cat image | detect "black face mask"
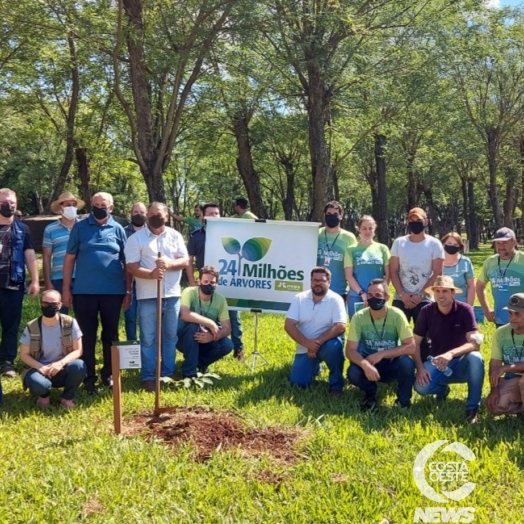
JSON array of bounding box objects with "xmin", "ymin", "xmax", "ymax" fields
[
  {"xmin": 200, "ymin": 283, "xmax": 216, "ymax": 296},
  {"xmin": 368, "ymin": 297, "xmax": 386, "ymax": 311},
  {"xmin": 41, "ymin": 304, "xmax": 60, "ymax": 318},
  {"xmin": 92, "ymin": 207, "xmax": 110, "ymax": 220},
  {"xmin": 408, "ymin": 221, "xmax": 425, "ymax": 234},
  {"xmin": 148, "ymin": 215, "xmax": 165, "ymax": 228},
  {"xmin": 444, "ymin": 245, "xmax": 460, "ymax": 255},
  {"xmin": 131, "ymin": 214, "xmax": 146, "ymax": 227},
  {"xmin": 0, "ymin": 203, "xmax": 15, "ymax": 218},
  {"xmin": 325, "ymin": 214, "xmax": 341, "ymax": 228}
]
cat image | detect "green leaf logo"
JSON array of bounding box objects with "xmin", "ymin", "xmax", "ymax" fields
[
  {"xmin": 242, "ymin": 237, "xmax": 271, "ymax": 261},
  {"xmin": 222, "ymin": 237, "xmax": 241, "ymax": 255}
]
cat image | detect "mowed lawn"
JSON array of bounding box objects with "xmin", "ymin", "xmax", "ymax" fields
[{"xmin": 0, "ymin": 245, "xmax": 523, "ymax": 523}]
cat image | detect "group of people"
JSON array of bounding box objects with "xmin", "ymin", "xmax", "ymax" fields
[
  {"xmin": 285, "ymin": 202, "xmax": 524, "ymax": 423},
  {"xmin": 0, "ymin": 189, "xmax": 523, "ymax": 423},
  {"xmin": 0, "ymin": 190, "xmax": 254, "ymax": 407}
]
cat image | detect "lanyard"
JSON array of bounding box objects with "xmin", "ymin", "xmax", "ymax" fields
[
  {"xmin": 369, "ymin": 309, "xmax": 388, "ymax": 340},
  {"xmin": 498, "ymin": 254, "xmax": 515, "ymax": 278},
  {"xmin": 510, "ymin": 330, "xmax": 524, "ymax": 360},
  {"xmin": 198, "ymin": 293, "xmax": 213, "ymax": 316},
  {"xmin": 324, "ymin": 231, "xmax": 340, "ymax": 251}
]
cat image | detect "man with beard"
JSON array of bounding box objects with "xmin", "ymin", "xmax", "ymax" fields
[
  {"xmin": 477, "ymin": 228, "xmax": 524, "ymax": 328},
  {"xmin": 285, "ymin": 267, "xmax": 346, "ymax": 397},
  {"xmin": 171, "ymin": 204, "xmax": 204, "ymax": 234},
  {"xmin": 123, "ymin": 202, "xmax": 147, "ymax": 341},
  {"xmin": 124, "ymin": 202, "xmax": 189, "ymax": 392},
  {"xmin": 346, "ymin": 279, "xmax": 415, "ymax": 411},
  {"xmin": 414, "ymin": 276, "xmax": 484, "ymax": 424}
]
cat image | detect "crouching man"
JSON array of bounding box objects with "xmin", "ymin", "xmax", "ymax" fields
[
  {"xmin": 177, "ymin": 266, "xmax": 236, "ymax": 377},
  {"xmin": 20, "ymin": 290, "xmax": 86, "ymax": 408},
  {"xmin": 486, "ymin": 293, "xmax": 524, "ymax": 416}
]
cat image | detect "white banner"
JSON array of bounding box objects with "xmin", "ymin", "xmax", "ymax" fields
[{"xmin": 205, "ymin": 218, "xmax": 320, "ymax": 313}]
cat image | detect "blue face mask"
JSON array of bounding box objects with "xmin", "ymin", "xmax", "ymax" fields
[
  {"xmin": 325, "ymin": 214, "xmax": 341, "ymax": 228},
  {"xmin": 408, "ymin": 221, "xmax": 424, "ymax": 234},
  {"xmin": 368, "ymin": 297, "xmax": 386, "ymax": 311}
]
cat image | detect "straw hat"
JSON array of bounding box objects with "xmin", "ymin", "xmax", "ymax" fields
[
  {"xmin": 50, "ymin": 191, "xmax": 85, "ymax": 214},
  {"xmin": 425, "ymin": 275, "xmax": 462, "ymax": 295}
]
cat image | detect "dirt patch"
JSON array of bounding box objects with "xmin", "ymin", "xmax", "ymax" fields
[{"xmin": 126, "ymin": 407, "xmax": 304, "ymax": 462}]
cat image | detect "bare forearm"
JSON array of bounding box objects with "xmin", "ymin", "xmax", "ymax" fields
[{"xmin": 62, "ymin": 255, "xmax": 75, "ymax": 288}]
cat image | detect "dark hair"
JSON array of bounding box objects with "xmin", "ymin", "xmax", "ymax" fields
[
  {"xmin": 310, "ymin": 266, "xmax": 331, "ymax": 280},
  {"xmin": 368, "ymin": 278, "xmax": 387, "ymax": 292},
  {"xmin": 323, "ymin": 200, "xmax": 343, "ymax": 215},
  {"xmin": 202, "ymin": 202, "xmax": 220, "ymax": 215},
  {"xmin": 199, "ymin": 265, "xmax": 219, "ymax": 280},
  {"xmin": 194, "ymin": 204, "xmax": 203, "ymax": 211},
  {"xmin": 234, "ymin": 197, "xmax": 249, "ymax": 209}
]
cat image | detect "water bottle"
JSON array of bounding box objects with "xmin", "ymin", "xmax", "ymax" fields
[{"xmin": 428, "ymin": 356, "xmax": 453, "ymax": 377}]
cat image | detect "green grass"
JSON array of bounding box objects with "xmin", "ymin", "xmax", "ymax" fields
[{"xmin": 0, "ymin": 246, "xmax": 522, "ymax": 523}]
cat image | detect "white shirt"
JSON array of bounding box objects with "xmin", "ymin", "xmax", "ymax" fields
[
  {"xmin": 124, "ymin": 226, "xmax": 188, "ymax": 300},
  {"xmin": 286, "ymin": 289, "xmax": 346, "ymax": 354}
]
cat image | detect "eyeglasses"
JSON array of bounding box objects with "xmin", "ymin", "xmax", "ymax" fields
[{"xmin": 311, "ymin": 279, "xmax": 329, "ymax": 284}]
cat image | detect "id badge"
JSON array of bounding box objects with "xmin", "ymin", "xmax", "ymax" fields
[
  {"xmin": 324, "ymin": 256, "xmax": 331, "ymax": 266},
  {"xmin": 498, "ymin": 284, "xmax": 508, "ymax": 292}
]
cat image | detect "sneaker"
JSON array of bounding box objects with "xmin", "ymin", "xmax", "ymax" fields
[
  {"xmin": 466, "ymin": 409, "xmax": 479, "ymax": 424},
  {"xmin": 1, "ymin": 362, "xmax": 17, "ymax": 378},
  {"xmin": 60, "ymin": 398, "xmax": 76, "ymax": 409},
  {"xmin": 84, "ymin": 382, "xmax": 98, "ymax": 395},
  {"xmin": 436, "ymin": 385, "xmax": 451, "ymax": 403},
  {"xmin": 167, "ymin": 372, "xmax": 183, "ymax": 382},
  {"xmin": 198, "ymin": 367, "xmax": 210, "ymax": 375},
  {"xmin": 142, "ymin": 380, "xmax": 156, "ymax": 393},
  {"xmin": 394, "ymin": 399, "xmax": 411, "ymax": 409},
  {"xmin": 361, "ymin": 396, "xmax": 377, "ymax": 411},
  {"xmin": 329, "ymin": 389, "xmax": 343, "ymax": 398},
  {"xmin": 102, "ymin": 376, "xmax": 114, "ymax": 388},
  {"xmin": 36, "ymin": 396, "xmax": 50, "ymax": 408}
]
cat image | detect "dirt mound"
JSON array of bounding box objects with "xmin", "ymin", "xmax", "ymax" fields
[{"xmin": 127, "ymin": 407, "xmax": 304, "ymax": 462}]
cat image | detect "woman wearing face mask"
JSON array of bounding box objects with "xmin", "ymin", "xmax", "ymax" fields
[
  {"xmin": 345, "ymin": 215, "xmax": 390, "ymax": 318},
  {"xmin": 441, "ymin": 232, "xmax": 475, "ymax": 306}
]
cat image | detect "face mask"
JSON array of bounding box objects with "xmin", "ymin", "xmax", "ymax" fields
[
  {"xmin": 62, "ymin": 206, "xmax": 77, "ymax": 220},
  {"xmin": 41, "ymin": 304, "xmax": 60, "ymax": 318},
  {"xmin": 408, "ymin": 221, "xmax": 424, "ymax": 234},
  {"xmin": 131, "ymin": 214, "xmax": 146, "ymax": 227},
  {"xmin": 325, "ymin": 214, "xmax": 341, "ymax": 228},
  {"xmin": 92, "ymin": 206, "xmax": 109, "ymax": 220},
  {"xmin": 0, "ymin": 203, "xmax": 15, "ymax": 218},
  {"xmin": 200, "ymin": 283, "xmax": 216, "ymax": 296},
  {"xmin": 148, "ymin": 215, "xmax": 165, "ymax": 228},
  {"xmin": 368, "ymin": 297, "xmax": 386, "ymax": 311},
  {"xmin": 444, "ymin": 245, "xmax": 460, "ymax": 255}
]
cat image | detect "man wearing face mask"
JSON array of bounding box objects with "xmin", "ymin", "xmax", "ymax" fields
[
  {"xmin": 390, "ymin": 207, "xmax": 444, "ymax": 360},
  {"xmin": 346, "ymin": 279, "xmax": 416, "ymax": 410},
  {"xmin": 62, "ymin": 192, "xmax": 128, "ymax": 394},
  {"xmin": 19, "ymin": 290, "xmax": 86, "ymax": 408},
  {"xmin": 123, "ymin": 202, "xmax": 147, "ymax": 341},
  {"xmin": 125, "ymin": 202, "xmax": 189, "ymax": 392},
  {"xmin": 317, "ymin": 201, "xmax": 357, "ymax": 301},
  {"xmin": 0, "ymin": 188, "xmax": 40, "ymax": 380},
  {"xmin": 42, "ymin": 191, "xmax": 85, "ymax": 314},
  {"xmin": 177, "ymin": 265, "xmax": 234, "ymax": 377}
]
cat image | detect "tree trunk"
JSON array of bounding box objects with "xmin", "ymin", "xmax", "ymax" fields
[
  {"xmin": 231, "ymin": 112, "xmax": 266, "ymax": 218},
  {"xmin": 520, "ymin": 137, "xmax": 524, "ymax": 240},
  {"xmin": 406, "ymin": 150, "xmax": 418, "ymax": 211},
  {"xmin": 276, "ymin": 153, "xmax": 295, "ymax": 221},
  {"xmin": 503, "ymin": 175, "xmax": 518, "ymax": 228},
  {"xmin": 461, "ymin": 177, "xmax": 469, "ymax": 239},
  {"xmin": 76, "ymin": 147, "xmax": 91, "ymax": 212},
  {"xmin": 467, "ymin": 180, "xmax": 478, "ymax": 249},
  {"xmin": 486, "ymin": 126, "xmax": 504, "ymax": 229},
  {"xmin": 374, "ymin": 133, "xmax": 389, "ymax": 245}
]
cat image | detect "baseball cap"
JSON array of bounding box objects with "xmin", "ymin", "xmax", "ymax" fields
[
  {"xmin": 493, "ymin": 227, "xmax": 516, "ymax": 242},
  {"xmin": 407, "ymin": 207, "xmax": 427, "ymax": 221},
  {"xmin": 504, "ymin": 293, "xmax": 524, "ymax": 312}
]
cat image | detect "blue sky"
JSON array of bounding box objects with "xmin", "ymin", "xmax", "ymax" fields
[{"xmin": 491, "ymin": 0, "xmax": 522, "ymax": 6}]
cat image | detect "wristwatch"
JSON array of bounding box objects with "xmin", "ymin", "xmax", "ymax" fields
[{"xmin": 358, "ymin": 289, "xmax": 365, "ymax": 296}]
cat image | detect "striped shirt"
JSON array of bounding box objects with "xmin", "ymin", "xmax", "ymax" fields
[{"xmin": 42, "ymin": 219, "xmax": 77, "ymax": 280}]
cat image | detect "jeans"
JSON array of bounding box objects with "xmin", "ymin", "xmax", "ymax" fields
[
  {"xmin": 124, "ymin": 284, "xmax": 138, "ymax": 341},
  {"xmin": 347, "ymin": 355, "xmax": 416, "ymax": 404},
  {"xmin": 393, "ymin": 299, "xmax": 431, "ymax": 360},
  {"xmin": 138, "ymin": 297, "xmax": 180, "ymax": 381},
  {"xmin": 177, "ymin": 321, "xmax": 234, "ymax": 376},
  {"xmin": 73, "ymin": 294, "xmax": 124, "ymax": 385},
  {"xmin": 24, "ymin": 360, "xmax": 87, "ymax": 400},
  {"xmin": 290, "ymin": 337, "xmax": 345, "ymax": 391},
  {"xmin": 51, "ymin": 279, "xmax": 73, "ymax": 314},
  {"xmin": 229, "ymin": 310, "xmax": 243, "ymax": 350},
  {"xmin": 414, "ymin": 352, "xmax": 484, "ymax": 412},
  {"xmin": 0, "ymin": 287, "xmax": 25, "ymax": 364}
]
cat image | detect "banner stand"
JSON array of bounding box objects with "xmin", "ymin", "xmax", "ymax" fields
[{"xmin": 244, "ymin": 308, "xmax": 268, "ymax": 372}]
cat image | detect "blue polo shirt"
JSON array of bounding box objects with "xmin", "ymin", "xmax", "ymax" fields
[
  {"xmin": 187, "ymin": 227, "xmax": 206, "ymax": 271},
  {"xmin": 66, "ymin": 214, "xmax": 127, "ymax": 295},
  {"xmin": 414, "ymin": 301, "xmax": 477, "ymax": 358}
]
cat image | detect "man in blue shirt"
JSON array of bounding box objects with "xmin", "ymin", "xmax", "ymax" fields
[{"xmin": 62, "ymin": 192, "xmax": 129, "ymax": 394}]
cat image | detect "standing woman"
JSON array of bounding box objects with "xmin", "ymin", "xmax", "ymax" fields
[
  {"xmin": 345, "ymin": 216, "xmax": 390, "ymax": 318},
  {"xmin": 441, "ymin": 232, "xmax": 475, "ymax": 305}
]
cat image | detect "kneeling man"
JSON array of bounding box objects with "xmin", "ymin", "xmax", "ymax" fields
[
  {"xmin": 177, "ymin": 266, "xmax": 236, "ymax": 377},
  {"xmin": 414, "ymin": 276, "xmax": 484, "ymax": 423},
  {"xmin": 285, "ymin": 267, "xmax": 346, "ymax": 396},
  {"xmin": 20, "ymin": 290, "xmax": 86, "ymax": 408},
  {"xmin": 486, "ymin": 293, "xmax": 524, "ymax": 416},
  {"xmin": 346, "ymin": 278, "xmax": 415, "ymax": 410}
]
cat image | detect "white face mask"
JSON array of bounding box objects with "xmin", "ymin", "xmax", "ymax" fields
[{"xmin": 62, "ymin": 206, "xmax": 77, "ymax": 220}]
